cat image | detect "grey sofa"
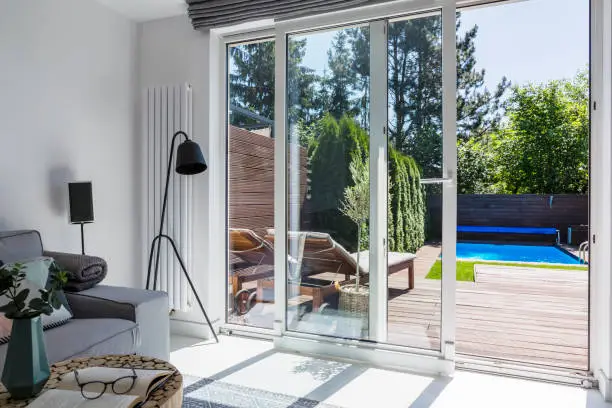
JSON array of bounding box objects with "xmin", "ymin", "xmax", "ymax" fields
[{"xmin": 0, "ymin": 230, "xmax": 169, "ymax": 369}]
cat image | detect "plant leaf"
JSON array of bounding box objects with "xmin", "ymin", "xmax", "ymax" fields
[{"xmin": 28, "ymin": 298, "xmax": 47, "ymax": 311}]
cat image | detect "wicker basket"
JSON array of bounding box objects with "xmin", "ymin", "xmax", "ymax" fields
[
  {"xmin": 339, "ymin": 285, "xmax": 369, "ymax": 337},
  {"xmin": 339, "ymin": 285, "xmax": 369, "ymax": 314}
]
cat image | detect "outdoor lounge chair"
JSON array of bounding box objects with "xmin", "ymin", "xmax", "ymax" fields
[
  {"xmin": 229, "ymin": 228, "xmax": 274, "ymax": 305},
  {"xmin": 264, "ymin": 230, "xmax": 416, "ymax": 290},
  {"xmin": 230, "ymin": 228, "xmax": 417, "ymax": 313}
]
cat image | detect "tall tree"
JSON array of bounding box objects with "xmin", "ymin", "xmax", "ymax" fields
[
  {"xmin": 321, "ymin": 31, "xmax": 360, "ymax": 120},
  {"xmin": 229, "ymin": 41, "xmax": 275, "ymax": 128},
  {"xmin": 288, "ymin": 38, "xmax": 319, "ymax": 126},
  {"xmin": 346, "ymin": 13, "xmax": 510, "ymax": 178},
  {"xmin": 230, "ymin": 39, "xmax": 317, "ymax": 130},
  {"xmin": 456, "ymin": 21, "xmax": 510, "ymax": 140},
  {"xmin": 347, "ymin": 27, "xmax": 371, "ymax": 130},
  {"xmin": 492, "ymin": 71, "xmax": 589, "ymax": 194}
]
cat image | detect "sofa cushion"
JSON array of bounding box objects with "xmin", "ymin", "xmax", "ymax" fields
[
  {"xmin": 0, "ymin": 231, "xmax": 43, "ymax": 264},
  {"xmin": 0, "ymin": 257, "xmax": 73, "ymax": 344},
  {"xmin": 0, "ymin": 318, "xmax": 138, "ymax": 369}
]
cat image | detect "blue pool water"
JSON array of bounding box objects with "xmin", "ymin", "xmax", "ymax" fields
[{"xmin": 456, "ymin": 243, "xmax": 582, "ymax": 264}]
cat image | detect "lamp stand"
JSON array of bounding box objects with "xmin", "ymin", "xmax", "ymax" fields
[
  {"xmin": 146, "ymin": 131, "xmax": 218, "ymax": 343},
  {"xmin": 80, "ymin": 223, "xmax": 85, "ymax": 255}
]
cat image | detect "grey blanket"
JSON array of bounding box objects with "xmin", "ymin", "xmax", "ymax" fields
[{"xmin": 43, "ymin": 251, "xmax": 107, "ymax": 292}]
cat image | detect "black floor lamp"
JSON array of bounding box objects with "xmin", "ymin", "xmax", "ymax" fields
[{"xmin": 146, "ymin": 130, "xmax": 218, "ymax": 343}]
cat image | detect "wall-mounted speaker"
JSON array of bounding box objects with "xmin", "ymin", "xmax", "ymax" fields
[{"xmin": 68, "ymin": 182, "xmax": 94, "ymax": 224}]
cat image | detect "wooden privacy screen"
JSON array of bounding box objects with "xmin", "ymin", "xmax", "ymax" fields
[
  {"xmin": 228, "ymin": 126, "xmax": 309, "ymax": 237},
  {"xmin": 426, "ymin": 194, "xmax": 588, "ymax": 243}
]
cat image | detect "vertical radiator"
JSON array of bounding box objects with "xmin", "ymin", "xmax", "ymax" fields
[{"xmin": 144, "ymin": 84, "xmax": 194, "ymax": 312}]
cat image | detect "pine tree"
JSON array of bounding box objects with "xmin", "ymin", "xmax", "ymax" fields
[
  {"xmin": 321, "ymin": 31, "xmax": 360, "ymax": 120},
  {"xmin": 230, "ymin": 39, "xmax": 317, "ymax": 130},
  {"xmin": 229, "ymin": 41, "xmax": 275, "ymax": 128},
  {"xmin": 347, "ymin": 13, "xmax": 510, "ymax": 177}
]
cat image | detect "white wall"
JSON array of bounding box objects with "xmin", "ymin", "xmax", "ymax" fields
[
  {"xmin": 137, "ymin": 16, "xmax": 218, "ymax": 335},
  {"xmin": 0, "ymin": 0, "xmax": 140, "ymax": 288}
]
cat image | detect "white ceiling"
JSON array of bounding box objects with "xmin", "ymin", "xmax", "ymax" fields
[{"xmin": 94, "ymin": 0, "xmax": 187, "ymax": 22}]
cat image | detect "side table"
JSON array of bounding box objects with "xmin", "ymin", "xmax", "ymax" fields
[{"xmin": 0, "ymin": 354, "xmax": 183, "ymax": 408}]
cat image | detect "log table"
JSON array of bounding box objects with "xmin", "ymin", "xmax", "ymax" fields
[{"xmin": 0, "ymin": 354, "xmax": 183, "ymax": 408}]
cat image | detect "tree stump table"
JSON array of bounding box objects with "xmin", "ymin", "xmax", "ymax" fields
[{"xmin": 0, "ymin": 354, "xmax": 183, "ymax": 408}]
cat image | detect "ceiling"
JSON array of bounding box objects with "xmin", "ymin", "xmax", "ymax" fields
[{"xmin": 95, "ymin": 0, "xmax": 186, "ymax": 22}]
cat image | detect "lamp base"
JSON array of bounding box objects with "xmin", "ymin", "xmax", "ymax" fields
[{"xmin": 147, "ymin": 234, "xmax": 219, "ymax": 343}]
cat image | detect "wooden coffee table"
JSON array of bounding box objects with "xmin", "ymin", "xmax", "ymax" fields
[
  {"xmin": 0, "ymin": 354, "xmax": 183, "ymax": 408},
  {"xmin": 257, "ymin": 276, "xmax": 341, "ymax": 311}
]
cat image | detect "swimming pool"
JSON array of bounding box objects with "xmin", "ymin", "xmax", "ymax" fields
[{"xmin": 456, "ymin": 243, "xmax": 582, "ymax": 264}]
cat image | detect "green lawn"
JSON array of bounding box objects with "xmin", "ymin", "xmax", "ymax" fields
[{"xmin": 425, "ymin": 259, "xmax": 588, "ymax": 282}]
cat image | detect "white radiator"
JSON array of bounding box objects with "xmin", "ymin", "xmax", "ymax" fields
[{"xmin": 144, "ymin": 84, "xmax": 194, "ymax": 312}]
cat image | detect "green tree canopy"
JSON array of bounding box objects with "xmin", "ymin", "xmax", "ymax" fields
[
  {"xmin": 229, "ymin": 41, "xmax": 275, "ymax": 127},
  {"xmin": 457, "ymin": 70, "xmax": 589, "ymax": 195},
  {"xmin": 493, "ymin": 71, "xmax": 589, "ymax": 194},
  {"xmin": 308, "ymin": 115, "xmax": 424, "ymax": 253}
]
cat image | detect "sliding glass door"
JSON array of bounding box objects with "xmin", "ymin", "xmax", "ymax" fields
[
  {"xmin": 284, "ymin": 24, "xmax": 372, "ymax": 340},
  {"xmin": 385, "ymin": 12, "xmax": 444, "ymax": 351},
  {"xmin": 281, "ymin": 5, "xmax": 457, "ymax": 360}
]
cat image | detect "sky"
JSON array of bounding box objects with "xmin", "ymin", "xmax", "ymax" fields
[{"xmin": 298, "ymin": 0, "xmax": 589, "ymax": 91}]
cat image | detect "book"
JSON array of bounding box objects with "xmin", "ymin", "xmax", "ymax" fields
[{"xmin": 26, "ymin": 366, "xmax": 174, "ymax": 408}]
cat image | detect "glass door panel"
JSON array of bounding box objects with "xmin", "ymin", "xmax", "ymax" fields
[
  {"xmin": 285, "ymin": 25, "xmax": 372, "ymax": 340},
  {"xmin": 386, "ymin": 13, "xmax": 443, "ymax": 351},
  {"xmin": 226, "ymin": 39, "xmax": 276, "ymax": 329}
]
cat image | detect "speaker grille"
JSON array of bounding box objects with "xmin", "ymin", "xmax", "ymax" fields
[{"xmin": 68, "ymin": 182, "xmax": 94, "ymax": 224}]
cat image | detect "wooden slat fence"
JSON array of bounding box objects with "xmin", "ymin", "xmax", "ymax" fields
[
  {"xmin": 427, "ymin": 194, "xmax": 588, "ymax": 242},
  {"xmin": 228, "ymin": 126, "xmax": 309, "ymax": 237}
]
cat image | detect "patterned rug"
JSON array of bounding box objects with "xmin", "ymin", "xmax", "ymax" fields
[{"xmin": 183, "ymin": 377, "xmax": 343, "ymax": 408}]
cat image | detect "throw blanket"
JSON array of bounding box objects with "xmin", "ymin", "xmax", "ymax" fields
[{"xmin": 43, "ymin": 251, "xmax": 107, "ymax": 292}]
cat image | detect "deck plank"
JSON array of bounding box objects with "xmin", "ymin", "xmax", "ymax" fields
[{"xmin": 388, "ymin": 259, "xmax": 588, "ymax": 370}]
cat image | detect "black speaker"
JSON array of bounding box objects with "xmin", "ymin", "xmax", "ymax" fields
[{"xmin": 68, "ymin": 182, "xmax": 94, "ymax": 224}]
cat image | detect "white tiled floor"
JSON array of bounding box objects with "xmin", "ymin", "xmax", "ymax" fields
[{"xmin": 171, "ymin": 334, "xmax": 612, "ymax": 408}]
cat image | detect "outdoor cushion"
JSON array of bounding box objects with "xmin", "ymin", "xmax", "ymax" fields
[{"xmin": 350, "ymin": 251, "xmax": 416, "ymax": 273}]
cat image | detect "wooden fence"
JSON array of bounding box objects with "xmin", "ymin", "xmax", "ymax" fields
[
  {"xmin": 426, "ymin": 194, "xmax": 588, "ymax": 243},
  {"xmin": 228, "ymin": 126, "xmax": 308, "ymax": 237}
]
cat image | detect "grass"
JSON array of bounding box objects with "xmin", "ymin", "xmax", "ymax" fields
[{"xmin": 425, "ymin": 259, "xmax": 588, "ymax": 282}]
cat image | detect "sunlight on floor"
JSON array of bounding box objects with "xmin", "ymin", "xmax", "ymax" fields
[{"xmin": 171, "ymin": 334, "xmax": 610, "ymax": 408}]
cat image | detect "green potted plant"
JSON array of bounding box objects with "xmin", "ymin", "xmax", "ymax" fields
[
  {"xmin": 338, "ymin": 149, "xmax": 370, "ymax": 330},
  {"xmin": 0, "ymin": 262, "xmax": 67, "ymax": 399}
]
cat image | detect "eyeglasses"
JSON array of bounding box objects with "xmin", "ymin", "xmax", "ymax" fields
[{"xmin": 74, "ymin": 366, "xmax": 137, "ymax": 400}]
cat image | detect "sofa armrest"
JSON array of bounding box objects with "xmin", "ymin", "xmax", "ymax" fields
[{"xmin": 65, "ymin": 285, "xmax": 169, "ymax": 360}]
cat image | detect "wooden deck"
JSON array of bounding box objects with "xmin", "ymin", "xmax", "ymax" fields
[
  {"xmin": 387, "ymin": 244, "xmax": 589, "ymax": 371},
  {"xmin": 231, "ymin": 244, "xmax": 589, "ymax": 371}
]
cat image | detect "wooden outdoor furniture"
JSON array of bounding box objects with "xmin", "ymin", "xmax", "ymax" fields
[
  {"xmin": 230, "ymin": 229, "xmax": 418, "ymax": 314},
  {"xmin": 266, "ymin": 230, "xmax": 416, "ymax": 290},
  {"xmin": 229, "ymin": 228, "xmax": 274, "ymax": 298},
  {"xmin": 257, "ymin": 277, "xmax": 340, "ymax": 312}
]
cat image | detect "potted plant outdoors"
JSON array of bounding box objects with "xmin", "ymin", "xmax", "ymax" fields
[
  {"xmin": 0, "ymin": 263, "xmax": 68, "ymax": 399},
  {"xmin": 338, "ymin": 150, "xmax": 370, "ymax": 325}
]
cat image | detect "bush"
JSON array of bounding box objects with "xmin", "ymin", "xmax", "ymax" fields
[{"xmin": 307, "ymin": 115, "xmax": 425, "ymax": 253}]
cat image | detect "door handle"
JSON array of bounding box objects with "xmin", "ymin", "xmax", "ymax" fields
[
  {"xmin": 420, "ymin": 178, "xmax": 454, "ymax": 185},
  {"xmin": 420, "ymin": 169, "xmax": 454, "ymax": 185}
]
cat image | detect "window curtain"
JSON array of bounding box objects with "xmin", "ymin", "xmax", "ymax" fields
[{"xmin": 187, "ymin": 0, "xmax": 373, "ymax": 30}]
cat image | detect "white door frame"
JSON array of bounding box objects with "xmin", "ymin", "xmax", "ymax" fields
[
  {"xmin": 589, "ymin": 0, "xmax": 612, "ymax": 398},
  {"xmin": 209, "ymin": 0, "xmax": 611, "ymax": 391}
]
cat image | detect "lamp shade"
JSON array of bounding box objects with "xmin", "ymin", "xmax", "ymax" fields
[{"xmin": 176, "ymin": 139, "xmax": 207, "ymax": 175}]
